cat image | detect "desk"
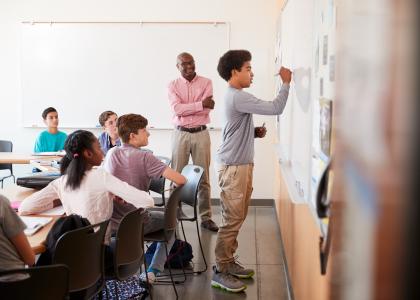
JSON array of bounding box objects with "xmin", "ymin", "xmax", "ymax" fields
[
  {"xmin": 25, "ymin": 215, "xmax": 61, "ymax": 254},
  {"xmin": 0, "ymin": 184, "xmax": 36, "ymax": 202},
  {"xmin": 0, "ymin": 184, "xmax": 61, "ymax": 254},
  {"xmin": 0, "ymin": 153, "xmax": 61, "ymax": 172},
  {"xmin": 0, "ymin": 153, "xmax": 60, "ymax": 164}
]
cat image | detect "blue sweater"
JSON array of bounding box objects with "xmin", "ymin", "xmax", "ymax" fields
[{"xmin": 33, "ymin": 130, "xmax": 67, "ymax": 153}]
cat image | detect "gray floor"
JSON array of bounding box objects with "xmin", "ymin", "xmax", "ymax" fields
[{"xmin": 150, "ymin": 205, "xmax": 290, "ymax": 300}]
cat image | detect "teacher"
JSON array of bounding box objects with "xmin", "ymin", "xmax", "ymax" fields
[{"xmin": 168, "ymin": 52, "xmax": 218, "ymax": 232}]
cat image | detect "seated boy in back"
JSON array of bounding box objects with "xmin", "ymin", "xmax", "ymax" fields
[
  {"xmin": 98, "ymin": 110, "xmax": 121, "ymax": 155},
  {"xmin": 103, "ymin": 113, "xmax": 186, "ymax": 283},
  {"xmin": 33, "ymin": 107, "xmax": 67, "ymax": 153}
]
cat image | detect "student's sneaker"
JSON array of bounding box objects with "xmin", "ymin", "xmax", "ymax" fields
[
  {"xmin": 226, "ymin": 261, "xmax": 255, "ymax": 279},
  {"xmin": 211, "ymin": 266, "xmax": 247, "ymax": 293},
  {"xmin": 139, "ymin": 271, "xmax": 156, "ymax": 284}
]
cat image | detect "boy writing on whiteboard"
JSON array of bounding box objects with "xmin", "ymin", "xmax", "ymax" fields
[
  {"xmin": 33, "ymin": 107, "xmax": 67, "ymax": 153},
  {"xmin": 212, "ymin": 50, "xmax": 292, "ymax": 292}
]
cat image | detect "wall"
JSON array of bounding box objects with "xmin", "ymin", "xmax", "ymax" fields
[{"xmin": 0, "ymin": 0, "xmax": 284, "ymax": 199}]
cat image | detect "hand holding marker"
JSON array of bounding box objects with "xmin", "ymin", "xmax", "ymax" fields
[
  {"xmin": 255, "ymin": 122, "xmax": 267, "ymax": 138},
  {"xmin": 274, "ymin": 66, "xmax": 292, "ymax": 84}
]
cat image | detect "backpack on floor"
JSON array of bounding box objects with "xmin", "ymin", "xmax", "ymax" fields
[
  {"xmin": 145, "ymin": 239, "xmax": 193, "ymax": 269},
  {"xmin": 95, "ymin": 275, "xmax": 148, "ymax": 300}
]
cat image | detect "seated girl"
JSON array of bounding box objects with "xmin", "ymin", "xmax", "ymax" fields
[{"xmin": 19, "ymin": 130, "xmax": 154, "ymax": 243}]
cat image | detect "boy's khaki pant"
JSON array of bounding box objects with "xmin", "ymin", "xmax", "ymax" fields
[{"xmin": 215, "ymin": 164, "xmax": 254, "ymax": 271}]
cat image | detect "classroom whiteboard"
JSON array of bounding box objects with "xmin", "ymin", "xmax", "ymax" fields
[
  {"xmin": 277, "ymin": 0, "xmax": 336, "ymax": 207},
  {"xmin": 20, "ymin": 22, "xmax": 229, "ymax": 128},
  {"xmin": 277, "ymin": 0, "xmax": 315, "ymax": 203}
]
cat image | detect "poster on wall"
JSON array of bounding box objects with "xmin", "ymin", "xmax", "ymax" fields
[
  {"xmin": 329, "ymin": 55, "xmax": 335, "ymax": 81},
  {"xmin": 322, "ymin": 35, "xmax": 328, "ymax": 65},
  {"xmin": 319, "ymin": 98, "xmax": 333, "ymax": 156}
]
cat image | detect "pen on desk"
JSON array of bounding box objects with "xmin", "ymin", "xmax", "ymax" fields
[{"xmin": 262, "ymin": 122, "xmax": 266, "ymax": 128}]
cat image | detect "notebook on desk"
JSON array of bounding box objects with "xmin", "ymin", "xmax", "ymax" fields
[{"xmin": 20, "ymin": 216, "xmax": 53, "ymax": 236}]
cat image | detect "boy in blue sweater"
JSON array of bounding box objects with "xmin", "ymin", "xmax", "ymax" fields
[{"xmin": 33, "ymin": 107, "xmax": 67, "ymax": 153}]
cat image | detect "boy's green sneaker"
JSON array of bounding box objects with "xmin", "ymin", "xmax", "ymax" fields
[
  {"xmin": 226, "ymin": 261, "xmax": 255, "ymax": 279},
  {"xmin": 211, "ymin": 266, "xmax": 247, "ymax": 293}
]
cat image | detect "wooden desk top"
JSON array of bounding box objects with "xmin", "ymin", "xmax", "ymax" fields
[
  {"xmin": 0, "ymin": 184, "xmax": 61, "ymax": 254},
  {"xmin": 26, "ymin": 215, "xmax": 61, "ymax": 254},
  {"xmin": 0, "ymin": 184, "xmax": 36, "ymax": 202},
  {"xmin": 0, "ymin": 153, "xmax": 61, "ymax": 164}
]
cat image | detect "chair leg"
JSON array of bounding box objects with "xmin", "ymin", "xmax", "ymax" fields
[
  {"xmin": 161, "ymin": 193, "xmax": 165, "ymax": 207},
  {"xmin": 177, "ymin": 220, "xmax": 208, "ymax": 275},
  {"xmin": 165, "ymin": 243, "xmax": 178, "ymax": 299},
  {"xmin": 158, "ymin": 241, "xmax": 188, "ymax": 283},
  {"xmin": 195, "ymin": 219, "xmax": 208, "ymax": 273},
  {"xmin": 173, "ymin": 220, "xmax": 207, "ymax": 276},
  {"xmin": 180, "ymin": 221, "xmax": 187, "ymax": 242},
  {"xmin": 178, "ymin": 249, "xmax": 187, "ymax": 283},
  {"xmin": 142, "ymin": 249, "xmax": 154, "ymax": 300}
]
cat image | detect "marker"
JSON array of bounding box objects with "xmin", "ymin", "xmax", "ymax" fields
[{"xmin": 262, "ymin": 122, "xmax": 266, "ymax": 128}]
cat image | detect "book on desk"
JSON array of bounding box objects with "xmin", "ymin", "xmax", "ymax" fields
[{"xmin": 20, "ymin": 216, "xmax": 53, "ymax": 236}]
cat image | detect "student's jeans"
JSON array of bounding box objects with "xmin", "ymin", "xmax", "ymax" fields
[
  {"xmin": 144, "ymin": 210, "xmax": 176, "ymax": 272},
  {"xmin": 171, "ymin": 128, "xmax": 212, "ymax": 222},
  {"xmin": 214, "ymin": 164, "xmax": 254, "ymax": 272}
]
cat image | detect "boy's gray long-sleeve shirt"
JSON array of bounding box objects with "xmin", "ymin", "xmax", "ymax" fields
[{"xmin": 217, "ymin": 83, "xmax": 290, "ymax": 165}]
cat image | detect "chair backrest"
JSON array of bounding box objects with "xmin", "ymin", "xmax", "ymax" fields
[
  {"xmin": 149, "ymin": 177, "xmax": 165, "ymax": 194},
  {"xmin": 0, "ymin": 140, "xmax": 13, "ymax": 172},
  {"xmin": 179, "ymin": 165, "xmax": 204, "ymax": 208},
  {"xmin": 0, "ymin": 264, "xmax": 69, "ymax": 300},
  {"xmin": 52, "ymin": 219, "xmax": 109, "ymax": 297},
  {"xmin": 149, "ymin": 155, "xmax": 171, "ymax": 194},
  {"xmin": 113, "ymin": 208, "xmax": 145, "ymax": 280}
]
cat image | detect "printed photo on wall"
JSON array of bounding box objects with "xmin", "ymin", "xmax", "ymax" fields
[
  {"xmin": 323, "ymin": 35, "xmax": 328, "ymax": 65},
  {"xmin": 319, "ymin": 98, "xmax": 333, "ymax": 156},
  {"xmin": 329, "ymin": 55, "xmax": 335, "ymax": 81}
]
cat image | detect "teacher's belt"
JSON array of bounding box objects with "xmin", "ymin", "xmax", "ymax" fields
[{"xmin": 176, "ymin": 125, "xmax": 207, "ymax": 133}]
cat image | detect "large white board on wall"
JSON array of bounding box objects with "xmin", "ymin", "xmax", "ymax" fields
[
  {"xmin": 20, "ymin": 22, "xmax": 229, "ymax": 128},
  {"xmin": 277, "ymin": 0, "xmax": 315, "ymax": 203}
]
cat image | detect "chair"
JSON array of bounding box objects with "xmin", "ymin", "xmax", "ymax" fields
[
  {"xmin": 105, "ymin": 208, "xmax": 146, "ymax": 300},
  {"xmin": 177, "ymin": 165, "xmax": 207, "ymax": 274},
  {"xmin": 53, "ymin": 219, "xmax": 109, "ymax": 300},
  {"xmin": 0, "ymin": 140, "xmax": 15, "ymax": 188},
  {"xmin": 143, "ymin": 186, "xmax": 184, "ymax": 299},
  {"xmin": 149, "ymin": 156, "xmax": 171, "ymax": 207},
  {"xmin": 0, "ymin": 264, "xmax": 69, "ymax": 300}
]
